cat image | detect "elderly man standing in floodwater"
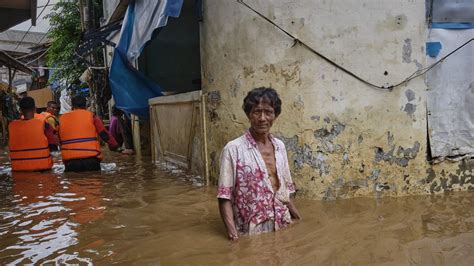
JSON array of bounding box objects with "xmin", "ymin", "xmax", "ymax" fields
[{"xmin": 218, "ymin": 87, "xmax": 301, "ymax": 241}]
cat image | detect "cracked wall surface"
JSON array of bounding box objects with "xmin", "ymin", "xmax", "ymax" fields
[{"xmin": 200, "ymin": 0, "xmax": 473, "ymax": 199}]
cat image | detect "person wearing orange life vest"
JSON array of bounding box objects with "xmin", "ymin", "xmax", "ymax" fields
[
  {"xmin": 59, "ymin": 95, "xmax": 118, "ymax": 172},
  {"xmin": 40, "ymin": 101, "xmax": 60, "ymax": 131},
  {"xmin": 8, "ymin": 97, "xmax": 59, "ymax": 171}
]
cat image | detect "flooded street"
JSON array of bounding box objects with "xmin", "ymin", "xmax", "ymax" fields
[{"xmin": 0, "ymin": 150, "xmax": 473, "ymax": 265}]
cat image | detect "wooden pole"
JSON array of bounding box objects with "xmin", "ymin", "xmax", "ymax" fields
[
  {"xmin": 131, "ymin": 114, "xmax": 141, "ymax": 157},
  {"xmin": 150, "ymin": 106, "xmax": 155, "ymax": 162},
  {"xmin": 201, "ymin": 93, "xmax": 210, "ymax": 186}
]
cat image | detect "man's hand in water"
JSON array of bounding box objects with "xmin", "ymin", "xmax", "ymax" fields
[
  {"xmin": 288, "ymin": 197, "xmax": 301, "ymax": 220},
  {"xmin": 228, "ymin": 230, "xmax": 239, "ymax": 241}
]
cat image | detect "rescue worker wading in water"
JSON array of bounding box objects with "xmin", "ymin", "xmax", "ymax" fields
[
  {"xmin": 59, "ymin": 95, "xmax": 118, "ymax": 172},
  {"xmin": 8, "ymin": 97, "xmax": 59, "ymax": 171}
]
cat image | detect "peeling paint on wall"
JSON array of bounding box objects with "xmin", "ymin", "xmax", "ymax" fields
[
  {"xmin": 374, "ymin": 140, "xmax": 420, "ymax": 167},
  {"xmin": 280, "ymin": 135, "xmax": 331, "ymax": 177},
  {"xmin": 314, "ymin": 122, "xmax": 345, "ymax": 153}
]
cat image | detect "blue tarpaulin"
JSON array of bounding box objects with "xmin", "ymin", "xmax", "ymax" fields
[{"xmin": 109, "ymin": 0, "xmax": 183, "ymax": 117}]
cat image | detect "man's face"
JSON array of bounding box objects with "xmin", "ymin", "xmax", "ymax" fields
[
  {"xmin": 248, "ymin": 100, "xmax": 277, "ymax": 135},
  {"xmin": 47, "ymin": 104, "xmax": 59, "ymax": 115}
]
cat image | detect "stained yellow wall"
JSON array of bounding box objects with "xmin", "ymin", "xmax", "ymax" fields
[{"xmin": 200, "ymin": 0, "xmax": 473, "ymax": 199}]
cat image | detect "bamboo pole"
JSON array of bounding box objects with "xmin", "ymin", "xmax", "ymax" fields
[{"xmin": 201, "ymin": 93, "xmax": 210, "ymax": 186}]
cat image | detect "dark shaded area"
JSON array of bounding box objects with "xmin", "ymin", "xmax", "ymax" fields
[{"xmin": 138, "ymin": 0, "xmax": 201, "ymax": 93}]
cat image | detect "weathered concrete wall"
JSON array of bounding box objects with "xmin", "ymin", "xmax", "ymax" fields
[{"xmin": 200, "ymin": 0, "xmax": 473, "ymax": 199}]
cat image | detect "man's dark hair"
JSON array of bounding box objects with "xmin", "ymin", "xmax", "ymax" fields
[
  {"xmin": 71, "ymin": 95, "xmax": 87, "ymax": 108},
  {"xmin": 242, "ymin": 87, "xmax": 282, "ymax": 116},
  {"xmin": 19, "ymin": 96, "xmax": 35, "ymax": 111},
  {"xmin": 46, "ymin": 101, "xmax": 58, "ymax": 107}
]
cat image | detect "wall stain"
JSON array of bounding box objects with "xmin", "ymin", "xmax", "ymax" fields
[
  {"xmin": 402, "ymin": 38, "xmax": 412, "ymax": 63},
  {"xmin": 243, "ymin": 66, "xmax": 255, "ymax": 78},
  {"xmin": 280, "ymin": 64, "xmax": 301, "ymax": 85},
  {"xmin": 207, "ymin": 91, "xmax": 221, "ymax": 122},
  {"xmin": 426, "ymin": 168, "xmax": 436, "ymax": 183},
  {"xmin": 404, "ymin": 103, "xmax": 416, "ymax": 116},
  {"xmin": 293, "ymin": 95, "xmax": 304, "ymax": 110},
  {"xmin": 405, "ymin": 89, "xmax": 415, "ymax": 102},
  {"xmin": 413, "ymin": 59, "xmax": 423, "ymax": 70},
  {"xmin": 376, "ymin": 14, "xmax": 407, "ymax": 32},
  {"xmin": 368, "ymin": 169, "xmax": 381, "ymax": 180},
  {"xmin": 323, "ymin": 177, "xmax": 369, "ymax": 201},
  {"xmin": 230, "ymin": 76, "xmax": 241, "ymax": 98},
  {"xmin": 342, "ymin": 152, "xmax": 350, "ymax": 166}
]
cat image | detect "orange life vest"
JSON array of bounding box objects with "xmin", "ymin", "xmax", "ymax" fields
[
  {"xmin": 59, "ymin": 109, "xmax": 102, "ymax": 161},
  {"xmin": 9, "ymin": 119, "xmax": 53, "ymax": 171}
]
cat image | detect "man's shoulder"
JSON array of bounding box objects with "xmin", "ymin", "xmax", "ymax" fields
[
  {"xmin": 271, "ymin": 136, "xmax": 287, "ymax": 149},
  {"xmin": 224, "ymin": 134, "xmax": 247, "ymax": 149}
]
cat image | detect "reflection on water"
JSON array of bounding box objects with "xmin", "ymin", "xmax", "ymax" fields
[{"xmin": 0, "ymin": 151, "xmax": 473, "ymax": 265}]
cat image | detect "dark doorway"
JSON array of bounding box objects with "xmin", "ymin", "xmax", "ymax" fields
[{"xmin": 138, "ymin": 0, "xmax": 201, "ymax": 94}]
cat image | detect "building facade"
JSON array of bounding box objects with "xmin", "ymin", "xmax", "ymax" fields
[{"xmin": 200, "ymin": 0, "xmax": 473, "ymax": 199}]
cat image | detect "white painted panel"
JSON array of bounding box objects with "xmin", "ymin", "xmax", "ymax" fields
[{"xmin": 427, "ymin": 29, "xmax": 474, "ymax": 158}]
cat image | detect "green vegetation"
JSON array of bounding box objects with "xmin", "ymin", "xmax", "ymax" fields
[{"xmin": 46, "ymin": 0, "xmax": 85, "ymax": 88}]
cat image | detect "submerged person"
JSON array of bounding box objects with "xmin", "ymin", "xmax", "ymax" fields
[
  {"xmin": 59, "ymin": 95, "xmax": 118, "ymax": 172},
  {"xmin": 217, "ymin": 87, "xmax": 301, "ymax": 241},
  {"xmin": 109, "ymin": 106, "xmax": 123, "ymax": 151},
  {"xmin": 9, "ymin": 97, "xmax": 59, "ymax": 171},
  {"xmin": 41, "ymin": 101, "xmax": 60, "ymax": 131}
]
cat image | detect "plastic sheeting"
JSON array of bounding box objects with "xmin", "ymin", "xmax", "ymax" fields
[
  {"xmin": 127, "ymin": 0, "xmax": 184, "ymax": 62},
  {"xmin": 426, "ymin": 29, "xmax": 474, "ymax": 158},
  {"xmin": 59, "ymin": 88, "xmax": 72, "ymax": 115},
  {"xmin": 109, "ymin": 0, "xmax": 183, "ymax": 117}
]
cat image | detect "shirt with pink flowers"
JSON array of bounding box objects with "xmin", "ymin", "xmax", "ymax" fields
[{"xmin": 217, "ymin": 131, "xmax": 296, "ymax": 235}]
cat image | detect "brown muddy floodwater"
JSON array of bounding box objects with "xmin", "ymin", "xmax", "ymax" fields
[{"xmin": 0, "ymin": 150, "xmax": 473, "ymax": 265}]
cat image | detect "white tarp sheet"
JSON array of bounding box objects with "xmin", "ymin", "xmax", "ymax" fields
[
  {"xmin": 59, "ymin": 89, "xmax": 72, "ymax": 114},
  {"xmin": 126, "ymin": 0, "xmax": 183, "ymax": 62},
  {"xmin": 426, "ymin": 29, "xmax": 474, "ymax": 158}
]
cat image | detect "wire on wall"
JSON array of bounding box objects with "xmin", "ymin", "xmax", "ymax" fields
[{"xmin": 237, "ymin": 0, "xmax": 473, "ymax": 91}]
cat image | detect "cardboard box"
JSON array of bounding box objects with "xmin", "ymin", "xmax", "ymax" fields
[{"xmin": 27, "ymin": 88, "xmax": 53, "ymax": 108}]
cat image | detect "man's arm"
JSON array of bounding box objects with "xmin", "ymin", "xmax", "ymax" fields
[
  {"xmin": 46, "ymin": 117, "xmax": 57, "ymax": 130},
  {"xmin": 218, "ymin": 198, "xmax": 239, "ymax": 241},
  {"xmin": 280, "ymin": 142, "xmax": 301, "ymax": 220},
  {"xmin": 93, "ymin": 115, "xmax": 118, "ymax": 150},
  {"xmin": 287, "ymin": 197, "xmax": 301, "ymax": 220}
]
